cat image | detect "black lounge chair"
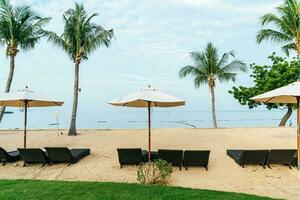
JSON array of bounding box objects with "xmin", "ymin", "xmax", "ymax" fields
[
  {"xmin": 0, "ymin": 147, "xmax": 20, "ymax": 166},
  {"xmin": 265, "ymin": 149, "xmax": 296, "ymax": 169},
  {"xmin": 183, "ymin": 150, "xmax": 210, "ymax": 170},
  {"xmin": 117, "ymin": 148, "xmax": 144, "ymax": 168},
  {"xmin": 45, "ymin": 147, "xmax": 90, "ymax": 165},
  {"xmin": 227, "ymin": 150, "xmax": 269, "ymax": 168},
  {"xmin": 142, "ymin": 151, "xmax": 158, "ymax": 162},
  {"xmin": 158, "ymin": 149, "xmax": 183, "ymax": 170},
  {"xmin": 18, "ymin": 148, "xmax": 49, "ymax": 167}
]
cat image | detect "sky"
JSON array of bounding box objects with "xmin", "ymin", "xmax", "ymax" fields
[{"xmin": 0, "ymin": 0, "xmax": 293, "ymax": 129}]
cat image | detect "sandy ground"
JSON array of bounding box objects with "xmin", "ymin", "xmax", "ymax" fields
[{"xmin": 0, "ymin": 127, "xmax": 299, "ymax": 199}]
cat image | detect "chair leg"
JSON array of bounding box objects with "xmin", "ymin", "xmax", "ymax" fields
[
  {"xmin": 23, "ymin": 162, "xmax": 27, "ymax": 167},
  {"xmin": 120, "ymin": 164, "xmax": 123, "ymax": 169},
  {"xmin": 179, "ymin": 165, "xmax": 182, "ymax": 171},
  {"xmin": 205, "ymin": 165, "xmax": 208, "ymax": 171},
  {"xmin": 263, "ymin": 164, "xmax": 266, "ymax": 169},
  {"xmin": 41, "ymin": 163, "xmax": 46, "ymax": 168},
  {"xmin": 267, "ymin": 164, "xmax": 271, "ymax": 169},
  {"xmin": 67, "ymin": 163, "xmax": 71, "ymax": 167},
  {"xmin": 2, "ymin": 162, "xmax": 6, "ymax": 166},
  {"xmin": 289, "ymin": 164, "xmax": 292, "ymax": 169},
  {"xmin": 184, "ymin": 164, "xmax": 188, "ymax": 171}
]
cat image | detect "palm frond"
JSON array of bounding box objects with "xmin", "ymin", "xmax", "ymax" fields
[
  {"xmin": 257, "ymin": 29, "xmax": 293, "ymax": 44},
  {"xmin": 194, "ymin": 75, "xmax": 208, "ymax": 88},
  {"xmin": 221, "ymin": 60, "xmax": 247, "ymax": 73},
  {"xmin": 281, "ymin": 42, "xmax": 296, "ymax": 56},
  {"xmin": 179, "ymin": 65, "xmax": 200, "ymax": 78},
  {"xmin": 218, "ymin": 72, "xmax": 237, "ymax": 83},
  {"xmin": 217, "ymin": 50, "xmax": 235, "ymax": 68},
  {"xmin": 190, "ymin": 51, "xmax": 208, "ymax": 68}
]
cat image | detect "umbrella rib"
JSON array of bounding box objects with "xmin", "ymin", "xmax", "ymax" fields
[
  {"xmin": 52, "ymin": 102, "xmax": 62, "ymax": 106},
  {"xmin": 266, "ymin": 97, "xmax": 275, "ymax": 103}
]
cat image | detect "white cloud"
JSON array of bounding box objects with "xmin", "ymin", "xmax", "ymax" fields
[{"xmin": 168, "ymin": 0, "xmax": 281, "ymax": 14}]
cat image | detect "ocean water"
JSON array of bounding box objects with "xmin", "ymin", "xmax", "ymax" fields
[{"xmin": 0, "ymin": 107, "xmax": 296, "ymax": 129}]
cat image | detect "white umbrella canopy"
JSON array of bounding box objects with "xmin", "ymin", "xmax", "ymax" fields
[
  {"xmin": 109, "ymin": 85, "xmax": 185, "ymax": 107},
  {"xmin": 0, "ymin": 86, "xmax": 64, "ymax": 148},
  {"xmin": 251, "ymin": 81, "xmax": 300, "ymax": 169},
  {"xmin": 251, "ymin": 81, "xmax": 300, "ymax": 104},
  {"xmin": 109, "ymin": 85, "xmax": 185, "ymax": 161}
]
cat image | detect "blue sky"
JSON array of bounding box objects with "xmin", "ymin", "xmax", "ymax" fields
[{"xmin": 0, "ymin": 0, "xmax": 293, "ymax": 128}]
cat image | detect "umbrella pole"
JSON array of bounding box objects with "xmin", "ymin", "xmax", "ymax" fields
[
  {"xmin": 24, "ymin": 100, "xmax": 28, "ymax": 149},
  {"xmin": 148, "ymin": 102, "xmax": 151, "ymax": 162},
  {"xmin": 297, "ymin": 97, "xmax": 300, "ymax": 169}
]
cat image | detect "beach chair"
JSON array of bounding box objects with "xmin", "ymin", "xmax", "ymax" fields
[
  {"xmin": 158, "ymin": 149, "xmax": 183, "ymax": 170},
  {"xmin": 0, "ymin": 147, "xmax": 20, "ymax": 166},
  {"xmin": 18, "ymin": 148, "xmax": 49, "ymax": 167},
  {"xmin": 117, "ymin": 148, "xmax": 144, "ymax": 168},
  {"xmin": 265, "ymin": 149, "xmax": 296, "ymax": 169},
  {"xmin": 45, "ymin": 147, "xmax": 90, "ymax": 165},
  {"xmin": 227, "ymin": 150, "xmax": 269, "ymax": 168},
  {"xmin": 183, "ymin": 150, "xmax": 210, "ymax": 170},
  {"xmin": 266, "ymin": 149, "xmax": 297, "ymax": 169}
]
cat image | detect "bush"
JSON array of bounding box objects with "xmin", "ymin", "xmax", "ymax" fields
[{"xmin": 137, "ymin": 159, "xmax": 173, "ymax": 185}]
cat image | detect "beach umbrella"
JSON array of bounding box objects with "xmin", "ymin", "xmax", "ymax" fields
[
  {"xmin": 251, "ymin": 80, "xmax": 300, "ymax": 169},
  {"xmin": 0, "ymin": 86, "xmax": 64, "ymax": 148},
  {"xmin": 109, "ymin": 85, "xmax": 185, "ymax": 161}
]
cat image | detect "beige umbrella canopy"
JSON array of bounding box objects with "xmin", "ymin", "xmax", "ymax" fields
[
  {"xmin": 251, "ymin": 81, "xmax": 300, "ymax": 169},
  {"xmin": 0, "ymin": 86, "xmax": 64, "ymax": 148},
  {"xmin": 109, "ymin": 85, "xmax": 185, "ymax": 161}
]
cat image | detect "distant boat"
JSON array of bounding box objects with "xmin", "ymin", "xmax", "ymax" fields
[
  {"xmin": 4, "ymin": 111, "xmax": 13, "ymax": 114},
  {"xmin": 49, "ymin": 123, "xmax": 59, "ymax": 126}
]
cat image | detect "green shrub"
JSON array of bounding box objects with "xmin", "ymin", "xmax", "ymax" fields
[{"xmin": 137, "ymin": 159, "xmax": 173, "ymax": 185}]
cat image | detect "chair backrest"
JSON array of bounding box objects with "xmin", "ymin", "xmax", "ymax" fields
[
  {"xmin": 18, "ymin": 148, "xmax": 48, "ymax": 163},
  {"xmin": 45, "ymin": 147, "xmax": 72, "ymax": 162},
  {"xmin": 158, "ymin": 149, "xmax": 183, "ymax": 166},
  {"xmin": 241, "ymin": 150, "xmax": 269, "ymax": 165},
  {"xmin": 183, "ymin": 150, "xmax": 210, "ymax": 166},
  {"xmin": 0, "ymin": 147, "xmax": 8, "ymax": 161},
  {"xmin": 117, "ymin": 148, "xmax": 143, "ymax": 165},
  {"xmin": 267, "ymin": 149, "xmax": 297, "ymax": 164}
]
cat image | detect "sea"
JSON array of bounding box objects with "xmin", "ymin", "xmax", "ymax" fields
[{"xmin": 0, "ymin": 107, "xmax": 296, "ymax": 129}]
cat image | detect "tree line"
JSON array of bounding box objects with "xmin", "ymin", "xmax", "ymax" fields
[
  {"xmin": 0, "ymin": 0, "xmax": 113, "ymax": 135},
  {"xmin": 179, "ymin": 0, "xmax": 300, "ymax": 127},
  {"xmin": 0, "ymin": 0, "xmax": 298, "ymax": 131}
]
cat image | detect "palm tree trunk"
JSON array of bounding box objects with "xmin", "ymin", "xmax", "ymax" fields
[
  {"xmin": 210, "ymin": 86, "xmax": 217, "ymax": 128},
  {"xmin": 68, "ymin": 61, "xmax": 80, "ymax": 136},
  {"xmin": 279, "ymin": 105, "xmax": 293, "ymax": 127},
  {"xmin": 0, "ymin": 55, "xmax": 15, "ymax": 122}
]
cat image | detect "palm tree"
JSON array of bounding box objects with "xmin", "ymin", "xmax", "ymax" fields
[
  {"xmin": 45, "ymin": 3, "xmax": 113, "ymax": 136},
  {"xmin": 257, "ymin": 0, "xmax": 300, "ymax": 56},
  {"xmin": 0, "ymin": 0, "xmax": 50, "ymax": 121},
  {"xmin": 179, "ymin": 42, "xmax": 247, "ymax": 128}
]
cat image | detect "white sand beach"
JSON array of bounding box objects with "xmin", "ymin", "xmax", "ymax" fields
[{"xmin": 0, "ymin": 127, "xmax": 299, "ymax": 199}]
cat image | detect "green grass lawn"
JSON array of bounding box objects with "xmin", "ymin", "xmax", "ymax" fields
[{"xmin": 0, "ymin": 180, "xmax": 275, "ymax": 200}]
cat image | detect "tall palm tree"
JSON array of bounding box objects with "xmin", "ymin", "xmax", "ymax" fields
[
  {"xmin": 257, "ymin": 0, "xmax": 300, "ymax": 56},
  {"xmin": 0, "ymin": 0, "xmax": 50, "ymax": 121},
  {"xmin": 179, "ymin": 42, "xmax": 247, "ymax": 128},
  {"xmin": 45, "ymin": 3, "xmax": 113, "ymax": 136}
]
